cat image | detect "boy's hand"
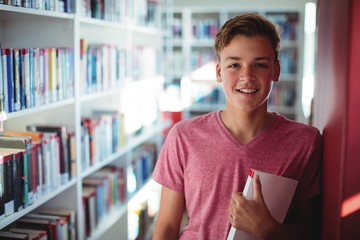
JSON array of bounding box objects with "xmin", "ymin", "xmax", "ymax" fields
[{"xmin": 228, "ymin": 175, "xmax": 280, "ymax": 238}]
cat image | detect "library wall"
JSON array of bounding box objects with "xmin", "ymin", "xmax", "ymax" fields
[{"xmin": 314, "ymin": 0, "xmax": 360, "ymax": 239}]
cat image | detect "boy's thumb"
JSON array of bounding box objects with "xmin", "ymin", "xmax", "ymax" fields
[{"xmin": 253, "ymin": 175, "xmax": 265, "ymax": 202}]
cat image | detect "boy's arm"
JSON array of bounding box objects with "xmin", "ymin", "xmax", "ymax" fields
[
  {"xmin": 229, "ymin": 175, "xmax": 321, "ymax": 240},
  {"xmin": 153, "ymin": 186, "xmax": 185, "ymax": 240}
]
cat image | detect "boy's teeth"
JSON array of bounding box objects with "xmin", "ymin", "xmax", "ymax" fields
[{"xmin": 239, "ymin": 89, "xmax": 256, "ymax": 93}]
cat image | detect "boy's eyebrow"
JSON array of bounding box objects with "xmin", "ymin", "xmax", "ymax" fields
[{"xmin": 224, "ymin": 56, "xmax": 272, "ymax": 61}]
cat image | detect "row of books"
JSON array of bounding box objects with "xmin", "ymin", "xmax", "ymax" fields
[
  {"xmin": 127, "ymin": 143, "xmax": 157, "ymax": 195},
  {"xmin": 80, "ymin": 39, "xmax": 126, "ymax": 95},
  {"xmin": 267, "ymin": 13, "xmax": 299, "ymax": 41},
  {"xmin": 82, "ymin": 165, "xmax": 126, "ymax": 238},
  {"xmin": 0, "ymin": 125, "xmax": 75, "ymax": 219},
  {"xmin": 0, "ymin": 47, "xmax": 74, "ymax": 114},
  {"xmin": 279, "ymin": 49, "xmax": 298, "ymax": 75},
  {"xmin": 192, "ymin": 18, "xmax": 219, "ymax": 40},
  {"xmin": 190, "ymin": 50, "xmax": 216, "ymax": 71},
  {"xmin": 81, "ymin": 110, "xmax": 126, "ymax": 171},
  {"xmin": 172, "ymin": 17, "xmax": 183, "ymax": 39},
  {"xmin": 81, "ymin": 0, "xmax": 160, "ymax": 27},
  {"xmin": 269, "ymin": 85, "xmax": 296, "ymax": 107},
  {"xmin": 0, "ymin": 0, "xmax": 72, "ymax": 13},
  {"xmin": 0, "ymin": 208, "xmax": 76, "ymax": 240}
]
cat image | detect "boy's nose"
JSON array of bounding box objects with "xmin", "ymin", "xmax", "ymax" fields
[{"xmin": 239, "ymin": 67, "xmax": 255, "ymax": 81}]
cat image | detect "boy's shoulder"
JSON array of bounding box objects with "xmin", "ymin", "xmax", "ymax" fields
[
  {"xmin": 172, "ymin": 111, "xmax": 219, "ymax": 131},
  {"xmin": 275, "ymin": 114, "xmax": 321, "ymax": 138}
]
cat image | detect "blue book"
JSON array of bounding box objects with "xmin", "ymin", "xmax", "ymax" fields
[
  {"xmin": 4, "ymin": 49, "xmax": 14, "ymax": 113},
  {"xmin": 13, "ymin": 49, "xmax": 21, "ymax": 111}
]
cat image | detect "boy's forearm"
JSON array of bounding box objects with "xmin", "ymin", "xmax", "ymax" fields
[{"xmin": 152, "ymin": 227, "xmax": 180, "ymax": 240}]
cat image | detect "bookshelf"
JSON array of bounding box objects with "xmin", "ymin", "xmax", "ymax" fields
[
  {"xmin": 173, "ymin": 7, "xmax": 305, "ymax": 122},
  {"xmin": 0, "ymin": 1, "xmax": 169, "ymax": 239}
]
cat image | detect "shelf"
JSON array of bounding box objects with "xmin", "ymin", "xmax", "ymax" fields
[
  {"xmin": 2, "ymin": 98, "xmax": 75, "ymax": 121},
  {"xmin": 0, "ymin": 5, "xmax": 73, "ymax": 20},
  {"xmin": 88, "ymin": 204, "xmax": 128, "ymax": 240},
  {"xmin": 79, "ymin": 88, "xmax": 123, "ymax": 103},
  {"xmin": 81, "ymin": 120, "xmax": 168, "ymax": 179},
  {"xmin": 0, "ymin": 178, "xmax": 77, "ymax": 230}
]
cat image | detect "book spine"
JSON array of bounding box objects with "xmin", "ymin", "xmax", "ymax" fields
[
  {"xmin": 13, "ymin": 151, "xmax": 23, "ymax": 212},
  {"xmin": 35, "ymin": 143, "xmax": 43, "ymax": 199},
  {"xmin": 28, "ymin": 48, "xmax": 35, "ymax": 108},
  {"xmin": 21, "ymin": 49, "xmax": 31, "ymax": 109},
  {"xmin": 43, "ymin": 48, "xmax": 49, "ymax": 104},
  {"xmin": 0, "ymin": 157, "xmax": 4, "ymax": 218},
  {"xmin": 48, "ymin": 48, "xmax": 57, "ymax": 103},
  {"xmin": 3, "ymin": 154, "xmax": 14, "ymax": 216},
  {"xmin": 67, "ymin": 132, "xmax": 76, "ymax": 180},
  {"xmin": 57, "ymin": 48, "xmax": 63, "ymax": 101},
  {"xmin": 42, "ymin": 137, "xmax": 51, "ymax": 194},
  {"xmin": 20, "ymin": 150, "xmax": 29, "ymax": 209},
  {"xmin": 1, "ymin": 50, "xmax": 8, "ymax": 114},
  {"xmin": 12, "ymin": 49, "xmax": 21, "ymax": 111},
  {"xmin": 5, "ymin": 49, "xmax": 14, "ymax": 113},
  {"xmin": 0, "ymin": 52, "xmax": 3, "ymax": 114}
]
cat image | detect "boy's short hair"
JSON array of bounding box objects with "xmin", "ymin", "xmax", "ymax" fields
[{"xmin": 214, "ymin": 13, "xmax": 281, "ymax": 62}]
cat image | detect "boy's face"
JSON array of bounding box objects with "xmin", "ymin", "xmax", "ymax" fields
[{"xmin": 216, "ymin": 35, "xmax": 280, "ymax": 113}]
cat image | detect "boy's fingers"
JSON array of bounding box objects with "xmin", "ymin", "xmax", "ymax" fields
[{"xmin": 253, "ymin": 175, "xmax": 264, "ymax": 202}]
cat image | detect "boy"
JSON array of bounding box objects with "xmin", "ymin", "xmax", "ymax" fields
[{"xmin": 152, "ymin": 13, "xmax": 322, "ymax": 240}]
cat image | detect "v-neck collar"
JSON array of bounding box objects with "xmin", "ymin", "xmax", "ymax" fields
[{"xmin": 215, "ymin": 110, "xmax": 278, "ymax": 149}]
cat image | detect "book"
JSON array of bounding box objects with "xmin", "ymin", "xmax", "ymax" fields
[
  {"xmin": 2, "ymin": 48, "xmax": 14, "ymax": 113},
  {"xmin": 37, "ymin": 208, "xmax": 76, "ymax": 240},
  {"xmin": 227, "ymin": 169, "xmax": 298, "ymax": 240},
  {"xmin": 0, "ymin": 135, "xmax": 33, "ymax": 207},
  {"xmin": 9, "ymin": 228, "xmax": 47, "ymax": 240},
  {"xmin": 16, "ymin": 217, "xmax": 55, "ymax": 240},
  {"xmin": 67, "ymin": 132, "xmax": 76, "ymax": 180},
  {"xmin": 0, "ymin": 147, "xmax": 24, "ymax": 213},
  {"xmin": 20, "ymin": 48, "xmax": 31, "ymax": 109},
  {"xmin": 82, "ymin": 186, "xmax": 97, "ymax": 237},
  {"xmin": 13, "ymin": 48, "xmax": 21, "ymax": 111},
  {"xmin": 0, "ymin": 231, "xmax": 29, "ymax": 240},
  {"xmin": 0, "ymin": 150, "xmax": 6, "ymax": 219},
  {"xmin": 25, "ymin": 213, "xmax": 68, "ymax": 240},
  {"xmin": 27, "ymin": 124, "xmax": 69, "ymax": 184},
  {"xmin": 1, "ymin": 131, "xmax": 45, "ymax": 201}
]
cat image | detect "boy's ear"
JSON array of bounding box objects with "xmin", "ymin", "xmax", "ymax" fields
[
  {"xmin": 216, "ymin": 63, "xmax": 222, "ymax": 83},
  {"xmin": 273, "ymin": 59, "xmax": 281, "ymax": 82}
]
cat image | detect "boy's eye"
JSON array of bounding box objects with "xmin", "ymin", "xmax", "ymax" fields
[
  {"xmin": 255, "ymin": 63, "xmax": 268, "ymax": 68},
  {"xmin": 229, "ymin": 63, "xmax": 240, "ymax": 68}
]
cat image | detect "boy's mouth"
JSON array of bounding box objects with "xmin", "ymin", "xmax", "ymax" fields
[{"xmin": 236, "ymin": 88, "xmax": 259, "ymax": 94}]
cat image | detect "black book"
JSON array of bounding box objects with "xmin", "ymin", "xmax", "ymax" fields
[
  {"xmin": 0, "ymin": 135, "xmax": 33, "ymax": 208},
  {"xmin": 0, "ymin": 148, "xmax": 23, "ymax": 216}
]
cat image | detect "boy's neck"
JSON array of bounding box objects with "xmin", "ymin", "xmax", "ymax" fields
[{"xmin": 220, "ymin": 109, "xmax": 275, "ymax": 145}]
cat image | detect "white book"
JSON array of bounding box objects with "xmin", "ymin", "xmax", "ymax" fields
[{"xmin": 227, "ymin": 169, "xmax": 298, "ymax": 240}]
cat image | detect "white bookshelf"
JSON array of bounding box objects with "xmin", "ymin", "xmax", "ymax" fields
[{"xmin": 0, "ymin": 1, "xmax": 169, "ymax": 239}]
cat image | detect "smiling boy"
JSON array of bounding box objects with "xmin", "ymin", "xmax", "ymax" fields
[{"xmin": 152, "ymin": 13, "xmax": 322, "ymax": 240}]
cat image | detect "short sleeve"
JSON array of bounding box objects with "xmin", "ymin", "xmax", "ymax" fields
[
  {"xmin": 152, "ymin": 124, "xmax": 185, "ymax": 193},
  {"xmin": 296, "ymin": 131, "xmax": 323, "ymax": 201}
]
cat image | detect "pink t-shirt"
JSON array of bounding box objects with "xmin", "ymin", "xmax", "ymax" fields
[{"xmin": 152, "ymin": 110, "xmax": 322, "ymax": 240}]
